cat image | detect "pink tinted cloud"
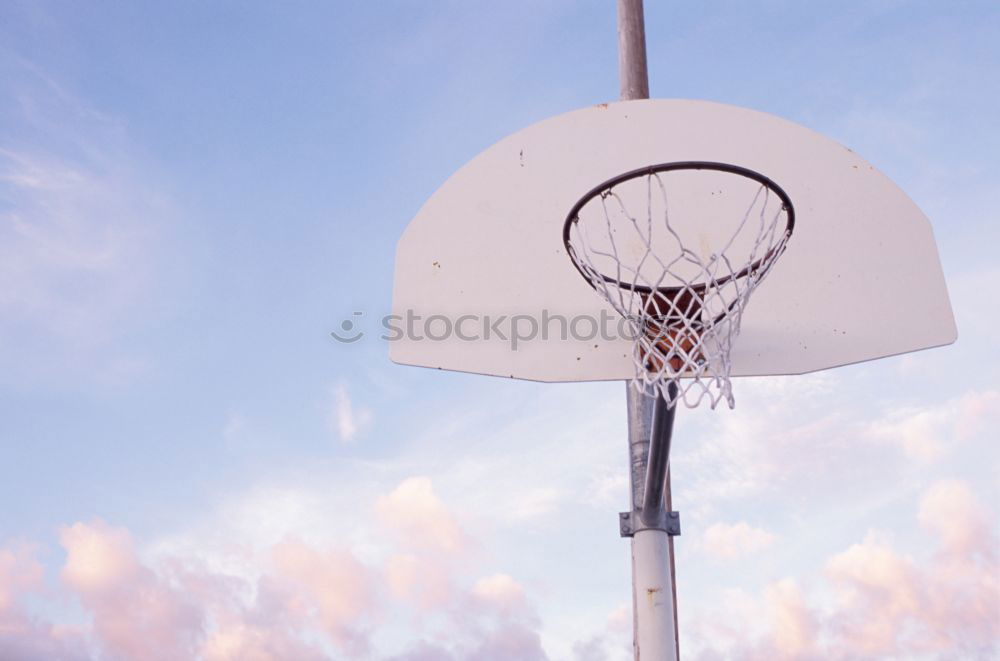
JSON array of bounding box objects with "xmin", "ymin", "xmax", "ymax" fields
[
  {"xmin": 385, "ymin": 553, "xmax": 453, "ymax": 610},
  {"xmin": 441, "ymin": 573, "xmax": 547, "ymax": 661},
  {"xmin": 374, "ymin": 481, "xmax": 555, "ymax": 659},
  {"xmin": 3, "ymin": 476, "xmax": 562, "ymax": 660},
  {"xmin": 825, "ymin": 532, "xmax": 922, "ymax": 655},
  {"xmin": 952, "ymin": 390, "xmax": 1000, "ymax": 440},
  {"xmin": 385, "ymin": 570, "xmax": 549, "ymax": 660},
  {"xmin": 918, "ymin": 479, "xmax": 994, "ymax": 556},
  {"xmin": 0, "ymin": 542, "xmax": 44, "ymax": 611},
  {"xmin": 687, "ymin": 479, "xmax": 999, "ymax": 661},
  {"xmin": 376, "ymin": 476, "xmax": 468, "ymax": 553},
  {"xmin": 0, "ymin": 542, "xmax": 89, "ymax": 659},
  {"xmin": 570, "ymin": 603, "xmax": 633, "ymax": 661},
  {"xmin": 54, "ymin": 520, "xmax": 373, "ymax": 660},
  {"xmin": 763, "ymin": 579, "xmax": 817, "ymax": 658},
  {"xmin": 915, "ymin": 481, "xmax": 999, "ymax": 655},
  {"xmin": 190, "ymin": 545, "xmax": 348, "ymax": 660},
  {"xmin": 471, "ymin": 573, "xmax": 526, "ymax": 612},
  {"xmin": 59, "ymin": 520, "xmax": 204, "ymax": 661},
  {"xmin": 198, "ymin": 607, "xmax": 328, "ymax": 661},
  {"xmin": 269, "ymin": 538, "xmax": 376, "ymax": 654},
  {"xmin": 865, "ymin": 389, "xmax": 1000, "ymax": 462}
]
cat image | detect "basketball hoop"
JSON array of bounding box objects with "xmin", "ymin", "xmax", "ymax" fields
[{"xmin": 563, "ymin": 162, "xmax": 795, "ymax": 408}]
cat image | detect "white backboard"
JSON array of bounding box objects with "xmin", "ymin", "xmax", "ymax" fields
[{"xmin": 391, "ymin": 99, "xmax": 956, "ymax": 381}]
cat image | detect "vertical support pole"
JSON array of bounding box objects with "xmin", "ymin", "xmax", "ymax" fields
[
  {"xmin": 632, "ymin": 525, "xmax": 677, "ymax": 658},
  {"xmin": 626, "ymin": 387, "xmax": 679, "ymax": 661},
  {"xmin": 617, "ymin": 0, "xmax": 650, "ymax": 100},
  {"xmin": 619, "ymin": 1, "xmax": 680, "ymax": 659}
]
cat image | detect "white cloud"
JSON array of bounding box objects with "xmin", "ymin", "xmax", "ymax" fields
[
  {"xmin": 0, "ymin": 149, "xmax": 157, "ymax": 328},
  {"xmin": 506, "ymin": 487, "xmax": 564, "ymax": 521},
  {"xmin": 701, "ymin": 521, "xmax": 776, "ymax": 560},
  {"xmin": 68, "ymin": 373, "xmax": 997, "ymax": 661},
  {"xmin": 865, "ymin": 390, "xmax": 1000, "ymax": 461},
  {"xmin": 585, "ymin": 472, "xmax": 630, "ymax": 508},
  {"xmin": 332, "ymin": 383, "xmax": 372, "ymax": 443},
  {"xmin": 674, "ymin": 372, "xmax": 854, "ymax": 514},
  {"xmin": 0, "ymin": 63, "xmax": 175, "ymax": 387},
  {"xmin": 567, "ymin": 604, "xmax": 633, "ymax": 661}
]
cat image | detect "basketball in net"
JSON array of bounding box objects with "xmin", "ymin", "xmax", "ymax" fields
[{"xmin": 563, "ymin": 162, "xmax": 795, "ymax": 409}]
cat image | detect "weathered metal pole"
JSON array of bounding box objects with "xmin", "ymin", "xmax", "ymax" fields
[
  {"xmin": 641, "ymin": 388, "xmax": 677, "ymax": 527},
  {"xmin": 618, "ymin": 2, "xmax": 680, "ymax": 659},
  {"xmin": 617, "ymin": 0, "xmax": 650, "ymax": 100},
  {"xmin": 625, "ymin": 385, "xmax": 680, "ymax": 661}
]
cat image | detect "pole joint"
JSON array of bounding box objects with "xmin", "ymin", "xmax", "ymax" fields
[{"xmin": 619, "ymin": 510, "xmax": 681, "ymax": 537}]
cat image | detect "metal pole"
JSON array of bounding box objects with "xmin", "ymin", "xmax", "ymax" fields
[
  {"xmin": 617, "ymin": 0, "xmax": 650, "ymax": 100},
  {"xmin": 626, "ymin": 385, "xmax": 679, "ymax": 661},
  {"xmin": 626, "ymin": 387, "xmax": 653, "ymax": 517},
  {"xmin": 618, "ymin": 1, "xmax": 681, "ymax": 659},
  {"xmin": 641, "ymin": 388, "xmax": 677, "ymax": 527}
]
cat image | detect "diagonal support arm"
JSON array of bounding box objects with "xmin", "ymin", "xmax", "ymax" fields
[{"xmin": 642, "ymin": 383, "xmax": 677, "ymax": 525}]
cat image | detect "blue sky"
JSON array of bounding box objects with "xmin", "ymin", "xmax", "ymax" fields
[{"xmin": 1, "ymin": 2, "xmax": 998, "ymax": 660}]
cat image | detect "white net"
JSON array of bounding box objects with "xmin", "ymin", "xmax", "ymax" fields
[{"xmin": 564, "ymin": 163, "xmax": 793, "ymax": 409}]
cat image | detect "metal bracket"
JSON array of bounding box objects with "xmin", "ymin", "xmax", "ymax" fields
[{"xmin": 619, "ymin": 510, "xmax": 681, "ymax": 537}]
